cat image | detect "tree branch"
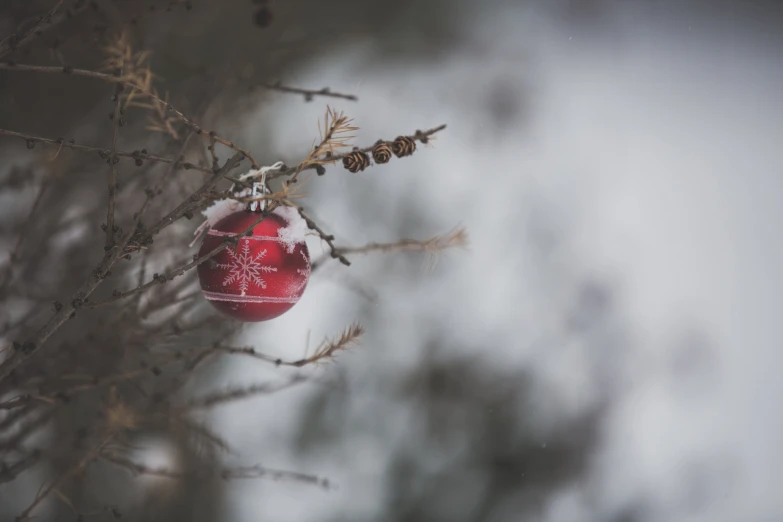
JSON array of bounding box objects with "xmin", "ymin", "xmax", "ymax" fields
[
  {"xmin": 105, "ymin": 81, "xmax": 124, "ymax": 249},
  {"xmin": 311, "ymin": 226, "xmax": 468, "ymax": 270},
  {"xmin": 215, "ymin": 323, "xmax": 363, "ymax": 368},
  {"xmin": 258, "ymin": 82, "xmax": 357, "ymax": 102},
  {"xmin": 135, "ymin": 152, "xmax": 244, "ymax": 242},
  {"xmin": 184, "ymin": 375, "xmax": 305, "ymax": 410},
  {"xmin": 272, "ymin": 124, "xmax": 447, "ymax": 183},
  {"xmin": 102, "ymin": 453, "xmax": 331, "ymax": 488},
  {"xmin": 0, "ymin": 128, "xmax": 212, "ymax": 173},
  {"xmin": 16, "ymin": 434, "xmax": 113, "ymax": 522},
  {"xmin": 0, "ymin": 0, "xmax": 67, "ymax": 59},
  {"xmin": 0, "ymin": 62, "xmax": 260, "ymax": 169},
  {"xmin": 87, "ymin": 214, "xmax": 262, "ymax": 308},
  {"xmin": 0, "ymin": 154, "xmax": 244, "ymax": 384},
  {"xmin": 292, "ymin": 203, "xmax": 350, "ymax": 266},
  {"xmin": 0, "ymin": 176, "xmax": 50, "ymax": 295}
]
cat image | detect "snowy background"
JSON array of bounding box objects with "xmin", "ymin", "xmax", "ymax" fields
[{"xmin": 177, "ymin": 1, "xmax": 783, "ymax": 522}]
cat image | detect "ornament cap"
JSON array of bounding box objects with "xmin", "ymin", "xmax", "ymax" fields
[{"xmin": 247, "ymin": 168, "xmax": 268, "ymax": 213}]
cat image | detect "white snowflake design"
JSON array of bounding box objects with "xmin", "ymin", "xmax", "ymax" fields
[
  {"xmin": 216, "ymin": 240, "xmax": 277, "ymax": 296},
  {"xmin": 294, "ymin": 249, "xmax": 311, "ymax": 292}
]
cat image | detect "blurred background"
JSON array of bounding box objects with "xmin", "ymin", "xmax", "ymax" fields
[{"xmin": 1, "ymin": 0, "xmax": 782, "ymax": 521}]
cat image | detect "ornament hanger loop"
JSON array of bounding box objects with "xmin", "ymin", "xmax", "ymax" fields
[{"xmin": 249, "ymin": 170, "xmax": 268, "ymax": 213}]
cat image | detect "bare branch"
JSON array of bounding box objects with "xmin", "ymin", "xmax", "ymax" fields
[
  {"xmin": 312, "ymin": 226, "xmax": 468, "ymax": 270},
  {"xmin": 259, "ymin": 81, "xmax": 357, "ymax": 102},
  {"xmin": 16, "ymin": 434, "xmax": 114, "ymax": 522},
  {"xmin": 286, "ymin": 106, "xmax": 358, "ymax": 185},
  {"xmin": 0, "ymin": 154, "xmax": 244, "ymax": 384},
  {"xmin": 171, "ymin": 416, "xmax": 233, "ymax": 454},
  {"xmin": 216, "ymin": 323, "xmax": 364, "ymax": 368},
  {"xmin": 300, "ymin": 323, "xmax": 364, "ymax": 366},
  {"xmin": 292, "ymin": 203, "xmax": 351, "ymax": 266},
  {"xmin": 185, "ymin": 375, "xmax": 306, "ymax": 410},
  {"xmin": 208, "ymin": 134, "xmax": 219, "ymax": 170},
  {"xmin": 87, "ymin": 236, "xmax": 238, "ymax": 307},
  {"xmin": 90, "ymin": 195, "xmax": 266, "ymax": 308},
  {"xmin": 338, "ymin": 227, "xmax": 468, "ymax": 256},
  {"xmin": 101, "ymin": 453, "xmax": 331, "ymax": 489},
  {"xmin": 0, "ymin": 0, "xmax": 72, "ymax": 59},
  {"xmin": 270, "ymin": 123, "xmax": 447, "ymax": 182},
  {"xmin": 105, "ymin": 80, "xmax": 124, "ymax": 249},
  {"xmin": 0, "ymin": 128, "xmax": 211, "ymax": 173},
  {"xmin": 0, "ymin": 176, "xmax": 50, "ymax": 295},
  {"xmin": 134, "ymin": 153, "xmax": 244, "ymax": 241},
  {"xmin": 0, "ymin": 62, "xmax": 260, "ymax": 169},
  {"xmin": 222, "ymin": 464, "xmax": 331, "ymax": 488}
]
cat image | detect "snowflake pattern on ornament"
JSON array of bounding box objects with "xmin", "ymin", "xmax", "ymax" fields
[
  {"xmin": 294, "ymin": 249, "xmax": 311, "ymax": 292},
  {"xmin": 217, "ymin": 240, "xmax": 277, "ymax": 296}
]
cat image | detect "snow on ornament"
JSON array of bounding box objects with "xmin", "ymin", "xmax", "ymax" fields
[
  {"xmin": 189, "ymin": 162, "xmax": 286, "ymax": 247},
  {"xmin": 196, "ymin": 174, "xmax": 310, "ymax": 322}
]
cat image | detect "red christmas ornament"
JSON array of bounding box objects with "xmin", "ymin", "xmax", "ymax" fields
[{"xmin": 197, "ymin": 206, "xmax": 310, "ymax": 322}]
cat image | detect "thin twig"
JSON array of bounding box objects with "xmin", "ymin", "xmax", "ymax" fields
[
  {"xmin": 0, "ymin": 128, "xmax": 211, "ymax": 173},
  {"xmin": 270, "ymin": 124, "xmax": 448, "ymax": 182},
  {"xmin": 208, "ymin": 134, "xmax": 219, "ymax": 171},
  {"xmin": 184, "ymin": 375, "xmax": 306, "ymax": 410},
  {"xmin": 138, "ymin": 288, "xmax": 199, "ymax": 319},
  {"xmin": 171, "ymin": 416, "xmax": 233, "ymax": 454},
  {"xmin": 216, "ymin": 323, "xmax": 363, "ymax": 368},
  {"xmin": 299, "ymin": 323, "xmax": 363, "ymax": 366},
  {"xmin": 0, "ymin": 62, "xmax": 261, "ymax": 169},
  {"xmin": 0, "ymin": 62, "xmax": 124, "ymax": 81},
  {"xmin": 223, "ymin": 464, "xmax": 331, "ymax": 488},
  {"xmin": 0, "ymin": 0, "xmax": 67, "ymax": 59},
  {"xmin": 89, "ymin": 195, "xmax": 264, "ymax": 308},
  {"xmin": 311, "ymin": 226, "xmax": 468, "ymax": 270},
  {"xmin": 259, "ymin": 82, "xmax": 357, "ymax": 102},
  {"xmin": 0, "ymin": 346, "xmax": 220, "ymax": 411},
  {"xmin": 16, "ymin": 434, "xmax": 114, "ymax": 522},
  {"xmin": 105, "ymin": 79, "xmax": 124, "ymax": 249},
  {"xmin": 291, "ymin": 203, "xmax": 350, "ymax": 266},
  {"xmin": 116, "ymin": 1, "xmax": 194, "ymax": 36},
  {"xmin": 133, "ymin": 152, "xmax": 244, "ymax": 243},
  {"xmin": 0, "ymin": 176, "xmax": 50, "ymax": 295},
  {"xmin": 0, "ymin": 155, "xmax": 244, "ymax": 383},
  {"xmin": 101, "ymin": 453, "xmax": 331, "ymax": 488},
  {"xmin": 86, "ymin": 238, "xmax": 236, "ymax": 307},
  {"xmin": 335, "ymin": 227, "xmax": 468, "ymax": 255},
  {"xmin": 286, "ymin": 106, "xmax": 357, "ymax": 185}
]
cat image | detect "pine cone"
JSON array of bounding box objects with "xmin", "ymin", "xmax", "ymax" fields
[
  {"xmin": 371, "ymin": 141, "xmax": 393, "ymax": 164},
  {"xmin": 391, "ymin": 136, "xmax": 416, "ymax": 157},
  {"xmin": 342, "ymin": 150, "xmax": 370, "ymax": 173}
]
